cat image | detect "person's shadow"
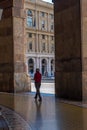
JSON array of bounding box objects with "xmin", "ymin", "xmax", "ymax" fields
[{"xmin": 34, "ymin": 100, "xmax": 42, "ymax": 130}]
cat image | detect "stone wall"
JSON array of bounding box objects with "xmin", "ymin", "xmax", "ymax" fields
[
  {"xmin": 81, "ymin": 0, "xmax": 87, "ymax": 102},
  {"xmin": 0, "ymin": 0, "xmax": 31, "ymax": 92},
  {"xmin": 54, "ymin": 0, "xmax": 82, "ymax": 100},
  {"xmin": 0, "ymin": 1, "xmax": 13, "ymax": 92}
]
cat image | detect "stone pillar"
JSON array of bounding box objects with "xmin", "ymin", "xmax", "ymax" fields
[
  {"xmin": 47, "ymin": 13, "xmax": 49, "ymax": 31},
  {"xmin": 38, "ymin": 11, "xmax": 40, "ymax": 30},
  {"xmin": 48, "ymin": 58, "xmax": 51, "ymax": 76},
  {"xmin": 36, "ymin": 33, "xmax": 38, "ymax": 52},
  {"xmin": 81, "ymin": 0, "xmax": 87, "ymax": 102},
  {"xmin": 54, "ymin": 0, "xmax": 82, "ymax": 100},
  {"xmin": 39, "ymin": 57, "xmax": 42, "ymax": 73},
  {"xmin": 36, "ymin": 57, "xmax": 39, "ymax": 69},
  {"xmin": 0, "ymin": 0, "xmax": 31, "ymax": 92}
]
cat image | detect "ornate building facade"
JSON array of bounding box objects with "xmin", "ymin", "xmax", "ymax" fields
[{"xmin": 24, "ymin": 0, "xmax": 54, "ymax": 78}]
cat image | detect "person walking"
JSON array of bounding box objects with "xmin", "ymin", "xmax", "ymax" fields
[{"xmin": 34, "ymin": 68, "xmax": 42, "ymax": 102}]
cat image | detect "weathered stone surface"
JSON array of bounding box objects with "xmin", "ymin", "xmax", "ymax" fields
[
  {"xmin": 12, "ymin": 8, "xmax": 25, "ymax": 18},
  {"xmin": 55, "ymin": 71, "xmax": 82, "ymax": 100},
  {"xmin": 0, "ymin": 0, "xmax": 31, "ymax": 92},
  {"xmin": 0, "ymin": 73, "xmax": 13, "ymax": 92},
  {"xmin": 54, "ymin": 0, "xmax": 82, "ymax": 100},
  {"xmin": 0, "ymin": 0, "xmax": 24, "ymax": 9},
  {"xmin": 0, "ymin": 0, "xmax": 13, "ymax": 9},
  {"xmin": 14, "ymin": 73, "xmax": 31, "ymax": 92},
  {"xmin": 82, "ymin": 72, "xmax": 87, "ymax": 102},
  {"xmin": 54, "ymin": 0, "xmax": 87, "ymax": 101},
  {"xmin": 13, "ymin": 0, "xmax": 24, "ymax": 8}
]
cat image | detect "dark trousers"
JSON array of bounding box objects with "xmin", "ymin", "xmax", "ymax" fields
[{"xmin": 35, "ymin": 82, "xmax": 41, "ymax": 99}]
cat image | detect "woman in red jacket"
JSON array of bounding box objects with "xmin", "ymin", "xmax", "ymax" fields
[{"xmin": 34, "ymin": 68, "xmax": 42, "ymax": 101}]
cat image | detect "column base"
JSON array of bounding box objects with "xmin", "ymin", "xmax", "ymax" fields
[{"xmin": 14, "ymin": 73, "xmax": 31, "ymax": 92}]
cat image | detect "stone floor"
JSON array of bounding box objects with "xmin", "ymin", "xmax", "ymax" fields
[{"xmin": 0, "ymin": 92, "xmax": 87, "ymax": 130}]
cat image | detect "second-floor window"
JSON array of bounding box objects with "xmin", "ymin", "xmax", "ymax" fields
[
  {"xmin": 51, "ymin": 36, "xmax": 54, "ymax": 40},
  {"xmin": 42, "ymin": 20, "xmax": 45, "ymax": 29},
  {"xmin": 51, "ymin": 43, "xmax": 54, "ymax": 52},
  {"xmin": 41, "ymin": 12, "xmax": 45, "ymax": 17},
  {"xmin": 27, "ymin": 10, "xmax": 33, "ymax": 27},
  {"xmin": 29, "ymin": 33, "xmax": 32, "ymax": 38},
  {"xmin": 42, "ymin": 35, "xmax": 45, "ymax": 39},
  {"xmin": 27, "ymin": 9, "xmax": 32, "ymax": 16},
  {"xmin": 29, "ymin": 42, "xmax": 32, "ymax": 51},
  {"xmin": 42, "ymin": 43, "xmax": 45, "ymax": 51},
  {"xmin": 27, "ymin": 17, "xmax": 33, "ymax": 27},
  {"xmin": 51, "ymin": 24, "xmax": 53, "ymax": 30},
  {"xmin": 50, "ymin": 14, "xmax": 53, "ymax": 19}
]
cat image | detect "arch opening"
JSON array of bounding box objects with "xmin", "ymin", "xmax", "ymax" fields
[{"xmin": 25, "ymin": 0, "xmax": 55, "ymax": 95}]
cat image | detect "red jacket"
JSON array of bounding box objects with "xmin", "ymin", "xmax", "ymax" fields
[{"xmin": 34, "ymin": 72, "xmax": 42, "ymax": 83}]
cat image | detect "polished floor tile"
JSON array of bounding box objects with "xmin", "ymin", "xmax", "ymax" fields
[{"xmin": 0, "ymin": 92, "xmax": 87, "ymax": 130}]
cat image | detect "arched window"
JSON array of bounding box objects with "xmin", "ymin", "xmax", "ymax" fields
[
  {"xmin": 27, "ymin": 10, "xmax": 32, "ymax": 16},
  {"xmin": 28, "ymin": 59, "xmax": 34, "ymax": 75}
]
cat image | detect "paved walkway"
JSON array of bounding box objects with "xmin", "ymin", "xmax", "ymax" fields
[{"xmin": 31, "ymin": 80, "xmax": 55, "ymax": 94}]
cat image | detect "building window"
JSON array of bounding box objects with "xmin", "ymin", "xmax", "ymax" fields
[
  {"xmin": 27, "ymin": 17, "xmax": 33, "ymax": 27},
  {"xmin": 42, "ymin": 35, "xmax": 45, "ymax": 39},
  {"xmin": 29, "ymin": 33, "xmax": 32, "ymax": 38},
  {"xmin": 51, "ymin": 36, "xmax": 54, "ymax": 40},
  {"xmin": 41, "ymin": 12, "xmax": 45, "ymax": 17},
  {"xmin": 42, "ymin": 43, "xmax": 45, "ymax": 51},
  {"xmin": 51, "ymin": 24, "xmax": 53, "ymax": 30},
  {"xmin": 50, "ymin": 14, "xmax": 53, "ymax": 19},
  {"xmin": 29, "ymin": 42, "xmax": 32, "ymax": 50},
  {"xmin": 27, "ymin": 10, "xmax": 32, "ymax": 16},
  {"xmin": 27, "ymin": 9, "xmax": 33, "ymax": 27},
  {"xmin": 51, "ymin": 43, "xmax": 54, "ymax": 52},
  {"xmin": 42, "ymin": 20, "xmax": 45, "ymax": 29}
]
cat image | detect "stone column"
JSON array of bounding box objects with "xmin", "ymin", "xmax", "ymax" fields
[
  {"xmin": 36, "ymin": 57, "xmax": 39, "ymax": 68},
  {"xmin": 38, "ymin": 11, "xmax": 40, "ymax": 30},
  {"xmin": 81, "ymin": 0, "xmax": 87, "ymax": 102},
  {"xmin": 36, "ymin": 33, "xmax": 38, "ymax": 52},
  {"xmin": 54, "ymin": 0, "xmax": 82, "ymax": 100},
  {"xmin": 39, "ymin": 57, "xmax": 42, "ymax": 73},
  {"xmin": 26, "ymin": 59, "xmax": 28, "ymax": 74},
  {"xmin": 39, "ymin": 34, "xmax": 41, "ymax": 53},
  {"xmin": 47, "ymin": 13, "xmax": 49, "ymax": 31},
  {"xmin": 48, "ymin": 35, "xmax": 50, "ymax": 53},
  {"xmin": 33, "ymin": 58, "xmax": 36, "ymax": 74},
  {"xmin": 0, "ymin": 0, "xmax": 31, "ymax": 92},
  {"xmin": 48, "ymin": 58, "xmax": 51, "ymax": 76}
]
